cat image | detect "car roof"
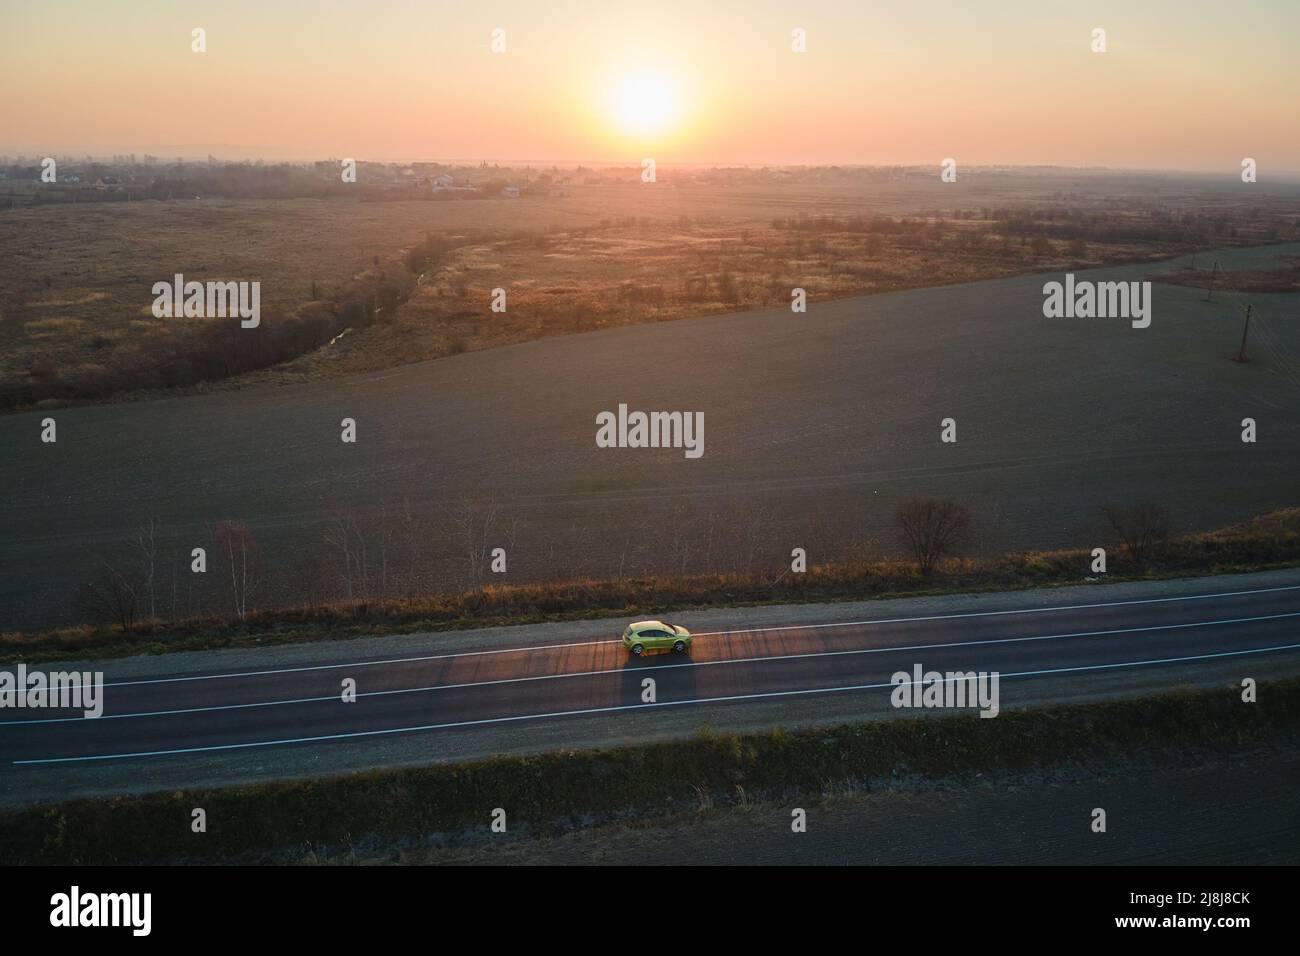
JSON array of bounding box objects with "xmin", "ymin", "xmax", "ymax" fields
[{"xmin": 630, "ymin": 620, "xmax": 667, "ymax": 630}]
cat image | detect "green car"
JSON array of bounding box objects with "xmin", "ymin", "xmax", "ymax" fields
[{"xmin": 622, "ymin": 620, "xmax": 692, "ymax": 656}]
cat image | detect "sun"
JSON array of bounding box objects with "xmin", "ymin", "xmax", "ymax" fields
[{"xmin": 610, "ymin": 71, "xmax": 679, "ymax": 137}]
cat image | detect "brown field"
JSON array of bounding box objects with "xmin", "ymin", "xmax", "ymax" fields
[{"xmin": 5, "ymin": 168, "xmax": 1300, "ymax": 408}]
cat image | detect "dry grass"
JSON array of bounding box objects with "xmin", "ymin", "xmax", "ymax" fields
[{"xmin": 226, "ymin": 213, "xmax": 1272, "ymax": 388}]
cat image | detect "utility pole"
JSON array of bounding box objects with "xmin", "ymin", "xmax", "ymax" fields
[
  {"xmin": 1205, "ymin": 259, "xmax": 1221, "ymax": 302},
  {"xmin": 1233, "ymin": 303, "xmax": 1252, "ymax": 363}
]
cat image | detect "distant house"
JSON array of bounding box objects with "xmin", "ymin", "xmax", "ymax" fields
[
  {"xmin": 430, "ymin": 173, "xmax": 477, "ymax": 195},
  {"xmin": 501, "ymin": 185, "xmax": 520, "ymax": 198}
]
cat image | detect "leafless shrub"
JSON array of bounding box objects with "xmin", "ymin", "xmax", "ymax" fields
[
  {"xmin": 894, "ymin": 496, "xmax": 971, "ymax": 574},
  {"xmin": 79, "ymin": 561, "xmax": 141, "ymax": 633},
  {"xmin": 1104, "ymin": 502, "xmax": 1170, "ymax": 565}
]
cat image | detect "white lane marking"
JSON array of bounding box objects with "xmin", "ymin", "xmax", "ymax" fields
[
  {"xmin": 14, "ymin": 642, "xmax": 1300, "ymax": 764},
  {"xmin": 9, "ymin": 610, "xmax": 1300, "ymax": 726},
  {"xmin": 68, "ymin": 582, "xmax": 1300, "ymax": 691},
  {"xmin": 689, "ymin": 583, "xmax": 1300, "ymax": 636}
]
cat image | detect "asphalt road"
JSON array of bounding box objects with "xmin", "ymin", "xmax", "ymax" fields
[
  {"xmin": 2, "ymin": 244, "xmax": 1299, "ymax": 630},
  {"xmin": 4, "ymin": 572, "xmax": 1300, "ymax": 807}
]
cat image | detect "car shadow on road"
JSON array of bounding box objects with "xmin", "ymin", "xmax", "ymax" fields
[{"xmin": 619, "ymin": 650, "xmax": 698, "ymax": 708}]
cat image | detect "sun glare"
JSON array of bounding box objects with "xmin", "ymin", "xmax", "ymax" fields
[{"xmin": 611, "ymin": 71, "xmax": 679, "ymax": 137}]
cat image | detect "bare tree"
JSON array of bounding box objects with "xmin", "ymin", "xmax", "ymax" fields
[
  {"xmin": 376, "ymin": 498, "xmax": 392, "ymax": 598},
  {"xmin": 396, "ymin": 498, "xmax": 431, "ymax": 599},
  {"xmin": 213, "ymin": 520, "xmax": 259, "ymax": 620},
  {"xmin": 616, "ymin": 530, "xmax": 633, "ymax": 581},
  {"xmin": 894, "ymin": 496, "xmax": 971, "ymax": 574},
  {"xmin": 446, "ymin": 493, "xmax": 502, "ymax": 591},
  {"xmin": 80, "ymin": 560, "xmax": 141, "ymax": 633},
  {"xmin": 323, "ymin": 505, "xmax": 365, "ymax": 602},
  {"xmin": 1103, "ymin": 502, "xmax": 1170, "ymax": 565},
  {"xmin": 132, "ymin": 517, "xmax": 159, "ymax": 620},
  {"xmin": 168, "ymin": 543, "xmax": 182, "ymax": 621},
  {"xmin": 740, "ymin": 504, "xmax": 775, "ymax": 574}
]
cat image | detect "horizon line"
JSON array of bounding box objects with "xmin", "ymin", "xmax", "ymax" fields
[{"xmin": 4, "ymin": 152, "xmax": 1300, "ymax": 180}]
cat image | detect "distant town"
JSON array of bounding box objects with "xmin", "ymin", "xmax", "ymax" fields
[
  {"xmin": 0, "ymin": 156, "xmax": 1065, "ymax": 207},
  {"xmin": 0, "ymin": 156, "xmax": 586, "ymax": 205}
]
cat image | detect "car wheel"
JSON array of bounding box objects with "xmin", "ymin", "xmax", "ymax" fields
[
  {"xmin": 673, "ymin": 640, "xmax": 687, "ymax": 653},
  {"xmin": 631, "ymin": 644, "xmax": 645, "ymax": 656}
]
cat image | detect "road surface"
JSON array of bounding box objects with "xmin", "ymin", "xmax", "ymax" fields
[{"xmin": 4, "ymin": 570, "xmax": 1299, "ymax": 807}]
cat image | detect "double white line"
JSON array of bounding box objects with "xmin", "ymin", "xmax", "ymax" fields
[{"xmin": 13, "ymin": 642, "xmax": 1300, "ymax": 765}]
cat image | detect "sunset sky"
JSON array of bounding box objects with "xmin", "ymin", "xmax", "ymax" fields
[{"xmin": 2, "ymin": 0, "xmax": 1297, "ymax": 171}]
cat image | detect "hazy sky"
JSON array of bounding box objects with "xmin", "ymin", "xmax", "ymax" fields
[{"xmin": 2, "ymin": 0, "xmax": 1297, "ymax": 171}]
